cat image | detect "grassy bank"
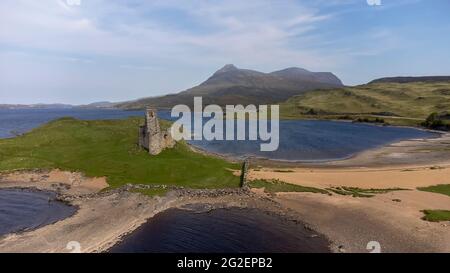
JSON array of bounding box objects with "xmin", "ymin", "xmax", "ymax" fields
[
  {"xmin": 249, "ymin": 179, "xmax": 408, "ymax": 198},
  {"xmin": 418, "ymin": 184, "xmax": 450, "ymax": 197},
  {"xmin": 0, "ymin": 117, "xmax": 241, "ymax": 189},
  {"xmin": 249, "ymin": 179, "xmax": 329, "ymax": 194},
  {"xmin": 280, "ymin": 82, "xmax": 450, "ymax": 128},
  {"xmin": 422, "ymin": 210, "xmax": 450, "ymax": 222},
  {"xmin": 326, "ymin": 187, "xmax": 407, "ymax": 198}
]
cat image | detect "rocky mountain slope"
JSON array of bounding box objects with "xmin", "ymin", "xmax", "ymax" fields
[{"xmin": 117, "ymin": 64, "xmax": 343, "ymax": 109}]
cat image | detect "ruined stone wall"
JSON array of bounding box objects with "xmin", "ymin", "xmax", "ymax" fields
[
  {"xmin": 139, "ymin": 108, "xmax": 175, "ymax": 155},
  {"xmin": 138, "ymin": 126, "xmax": 148, "ymax": 148},
  {"xmin": 240, "ymin": 158, "xmax": 250, "ymax": 188}
]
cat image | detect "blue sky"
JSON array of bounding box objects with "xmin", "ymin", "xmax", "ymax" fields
[{"xmin": 1, "ymin": 0, "xmax": 450, "ymax": 104}]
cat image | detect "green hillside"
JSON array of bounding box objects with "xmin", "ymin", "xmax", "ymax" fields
[{"xmin": 280, "ymin": 82, "xmax": 450, "ymax": 127}]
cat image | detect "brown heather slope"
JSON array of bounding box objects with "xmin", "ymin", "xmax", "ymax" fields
[{"xmin": 280, "ymin": 81, "xmax": 450, "ymax": 127}]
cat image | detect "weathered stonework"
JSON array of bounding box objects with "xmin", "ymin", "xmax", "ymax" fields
[{"xmin": 139, "ymin": 108, "xmax": 175, "ymax": 155}]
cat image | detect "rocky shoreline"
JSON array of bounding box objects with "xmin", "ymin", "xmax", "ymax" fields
[
  {"xmin": 185, "ymin": 130, "xmax": 450, "ymax": 169},
  {"xmin": 0, "ymin": 171, "xmax": 330, "ymax": 253},
  {"xmin": 243, "ymin": 132, "xmax": 450, "ymax": 168}
]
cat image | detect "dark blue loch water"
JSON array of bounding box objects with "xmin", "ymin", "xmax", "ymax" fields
[
  {"xmin": 0, "ymin": 108, "xmax": 437, "ymax": 161},
  {"xmin": 188, "ymin": 119, "xmax": 437, "ymax": 161},
  {"xmin": 0, "ymin": 189, "xmax": 76, "ymax": 236},
  {"xmin": 110, "ymin": 208, "xmax": 330, "ymax": 253},
  {"xmin": 159, "ymin": 110, "xmax": 437, "ymax": 161}
]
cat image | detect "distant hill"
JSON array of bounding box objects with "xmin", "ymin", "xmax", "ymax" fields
[
  {"xmin": 370, "ymin": 76, "xmax": 450, "ymax": 84},
  {"xmin": 77, "ymin": 101, "xmax": 117, "ymax": 109},
  {"xmin": 0, "ymin": 101, "xmax": 119, "ymax": 110},
  {"xmin": 116, "ymin": 64, "xmax": 343, "ymax": 109},
  {"xmin": 0, "ymin": 103, "xmax": 73, "ymax": 110},
  {"xmin": 280, "ymin": 81, "xmax": 450, "ymax": 127}
]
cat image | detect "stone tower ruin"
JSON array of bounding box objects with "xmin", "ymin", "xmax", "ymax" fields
[{"xmin": 139, "ymin": 108, "xmax": 175, "ymax": 155}]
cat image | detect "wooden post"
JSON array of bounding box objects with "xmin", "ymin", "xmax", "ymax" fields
[{"xmin": 240, "ymin": 157, "xmax": 251, "ymax": 188}]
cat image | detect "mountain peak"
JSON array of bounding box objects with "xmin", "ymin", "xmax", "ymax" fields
[
  {"xmin": 215, "ymin": 64, "xmax": 239, "ymax": 74},
  {"xmin": 271, "ymin": 67, "xmax": 343, "ymax": 86},
  {"xmin": 284, "ymin": 67, "xmax": 310, "ymax": 73},
  {"xmin": 117, "ymin": 64, "xmax": 344, "ymax": 109},
  {"xmin": 271, "ymin": 67, "xmax": 311, "ymax": 76}
]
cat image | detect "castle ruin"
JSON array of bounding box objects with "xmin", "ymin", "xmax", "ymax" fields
[{"xmin": 139, "ymin": 108, "xmax": 175, "ymax": 155}]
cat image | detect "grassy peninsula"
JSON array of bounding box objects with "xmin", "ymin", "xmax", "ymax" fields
[{"xmin": 0, "ymin": 117, "xmax": 241, "ymax": 189}]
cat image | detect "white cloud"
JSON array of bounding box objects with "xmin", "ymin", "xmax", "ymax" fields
[
  {"xmin": 0, "ymin": 0, "xmax": 358, "ymax": 103},
  {"xmin": 0, "ymin": 0, "xmax": 339, "ymax": 69}
]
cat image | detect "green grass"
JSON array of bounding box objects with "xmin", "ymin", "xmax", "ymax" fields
[
  {"xmin": 0, "ymin": 117, "xmax": 241, "ymax": 189},
  {"xmin": 280, "ymin": 82, "xmax": 450, "ymax": 127},
  {"xmin": 249, "ymin": 179, "xmax": 329, "ymax": 194},
  {"xmin": 417, "ymin": 184, "xmax": 450, "ymax": 197},
  {"xmin": 421, "ymin": 210, "xmax": 450, "ymax": 222},
  {"xmin": 249, "ymin": 179, "xmax": 406, "ymax": 197},
  {"xmin": 326, "ymin": 187, "xmax": 407, "ymax": 198}
]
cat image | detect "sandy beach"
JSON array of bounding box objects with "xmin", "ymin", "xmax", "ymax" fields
[
  {"xmin": 248, "ymin": 164, "xmax": 450, "ymax": 189},
  {"xmin": 275, "ymin": 190, "xmax": 450, "ymax": 253},
  {"xmin": 248, "ymin": 166, "xmax": 450, "ymax": 253},
  {"xmin": 244, "ymin": 134, "xmax": 450, "ymax": 252}
]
